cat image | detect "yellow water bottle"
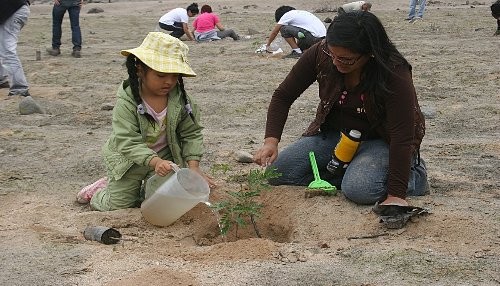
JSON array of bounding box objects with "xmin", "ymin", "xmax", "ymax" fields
[{"xmin": 326, "ymin": 130, "xmax": 362, "ymax": 176}]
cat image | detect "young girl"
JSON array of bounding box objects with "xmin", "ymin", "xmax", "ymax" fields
[{"xmin": 77, "ymin": 32, "xmax": 215, "ymax": 211}]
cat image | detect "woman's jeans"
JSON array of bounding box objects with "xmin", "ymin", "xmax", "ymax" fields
[
  {"xmin": 51, "ymin": 3, "xmax": 82, "ymax": 50},
  {"xmin": 268, "ymin": 130, "xmax": 429, "ymax": 205}
]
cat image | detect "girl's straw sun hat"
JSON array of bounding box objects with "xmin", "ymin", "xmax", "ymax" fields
[{"xmin": 121, "ymin": 32, "xmax": 196, "ymax": 77}]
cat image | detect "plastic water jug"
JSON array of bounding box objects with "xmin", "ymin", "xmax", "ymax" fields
[{"xmin": 141, "ymin": 166, "xmax": 210, "ymax": 227}]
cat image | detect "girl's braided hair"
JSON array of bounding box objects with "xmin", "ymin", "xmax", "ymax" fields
[{"xmin": 125, "ymin": 54, "xmax": 195, "ymax": 122}]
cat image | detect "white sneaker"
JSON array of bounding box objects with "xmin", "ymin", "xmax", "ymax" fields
[{"xmin": 409, "ymin": 17, "xmax": 422, "ymax": 23}]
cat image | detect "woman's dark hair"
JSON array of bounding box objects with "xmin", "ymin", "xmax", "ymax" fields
[
  {"xmin": 326, "ymin": 11, "xmax": 409, "ymax": 122},
  {"xmin": 125, "ymin": 55, "xmax": 194, "ymax": 123},
  {"xmin": 187, "ymin": 3, "xmax": 199, "ymax": 15},
  {"xmin": 275, "ymin": 6, "xmax": 295, "ymax": 22},
  {"xmin": 200, "ymin": 4, "xmax": 212, "ymax": 13}
]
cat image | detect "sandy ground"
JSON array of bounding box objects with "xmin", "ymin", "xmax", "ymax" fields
[{"xmin": 0, "ymin": 0, "xmax": 499, "ymax": 285}]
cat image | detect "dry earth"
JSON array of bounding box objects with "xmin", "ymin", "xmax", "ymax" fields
[{"xmin": 0, "ymin": 0, "xmax": 499, "ymax": 285}]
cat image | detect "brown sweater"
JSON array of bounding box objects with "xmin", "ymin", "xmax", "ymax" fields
[{"xmin": 265, "ymin": 41, "xmax": 425, "ymax": 199}]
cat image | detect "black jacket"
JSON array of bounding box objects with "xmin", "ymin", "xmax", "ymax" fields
[{"xmin": 0, "ymin": 0, "xmax": 29, "ymax": 24}]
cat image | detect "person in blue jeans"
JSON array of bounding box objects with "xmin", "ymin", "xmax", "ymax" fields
[
  {"xmin": 253, "ymin": 12, "xmax": 429, "ymax": 207},
  {"xmin": 47, "ymin": 0, "xmax": 82, "ymax": 58},
  {"xmin": 0, "ymin": 0, "xmax": 30, "ymax": 97},
  {"xmin": 406, "ymin": 0, "xmax": 426, "ymax": 23}
]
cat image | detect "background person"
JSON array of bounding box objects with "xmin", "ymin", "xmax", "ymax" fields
[
  {"xmin": 192, "ymin": 4, "xmax": 240, "ymax": 42},
  {"xmin": 265, "ymin": 5, "xmax": 326, "ymax": 59},
  {"xmin": 77, "ymin": 32, "xmax": 215, "ymax": 210},
  {"xmin": 0, "ymin": 0, "xmax": 31, "ymax": 97},
  {"xmin": 253, "ymin": 12, "xmax": 429, "ymax": 207},
  {"xmin": 158, "ymin": 3, "xmax": 199, "ymax": 41},
  {"xmin": 338, "ymin": 1, "xmax": 372, "ymax": 14},
  {"xmin": 491, "ymin": 0, "xmax": 500, "ymax": 35},
  {"xmin": 47, "ymin": 0, "xmax": 83, "ymax": 58},
  {"xmin": 406, "ymin": 0, "xmax": 426, "ymax": 22}
]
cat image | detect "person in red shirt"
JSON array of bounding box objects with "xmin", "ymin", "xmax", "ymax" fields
[{"xmin": 254, "ymin": 12, "xmax": 429, "ymax": 207}]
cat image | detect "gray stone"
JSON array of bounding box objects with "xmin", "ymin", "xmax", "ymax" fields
[
  {"xmin": 235, "ymin": 150, "xmax": 253, "ymax": 163},
  {"xmin": 19, "ymin": 96, "xmax": 44, "ymax": 115},
  {"xmin": 101, "ymin": 103, "xmax": 114, "ymax": 111},
  {"xmin": 87, "ymin": 7, "xmax": 104, "ymax": 14},
  {"xmin": 421, "ymin": 106, "xmax": 437, "ymax": 119}
]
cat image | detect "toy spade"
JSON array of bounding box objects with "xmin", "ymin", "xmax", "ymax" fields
[{"xmin": 307, "ymin": 151, "xmax": 337, "ymax": 194}]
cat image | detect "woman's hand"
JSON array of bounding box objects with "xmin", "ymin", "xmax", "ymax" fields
[
  {"xmin": 253, "ymin": 137, "xmax": 279, "ymax": 167},
  {"xmin": 380, "ymin": 195, "xmax": 409, "ymax": 206}
]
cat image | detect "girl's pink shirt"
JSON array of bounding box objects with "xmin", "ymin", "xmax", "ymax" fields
[{"xmin": 193, "ymin": 12, "xmax": 220, "ymax": 32}]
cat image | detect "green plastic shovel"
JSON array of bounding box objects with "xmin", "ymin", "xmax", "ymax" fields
[{"xmin": 308, "ymin": 151, "xmax": 337, "ymax": 194}]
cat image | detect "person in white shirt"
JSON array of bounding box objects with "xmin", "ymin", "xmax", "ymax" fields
[
  {"xmin": 159, "ymin": 3, "xmax": 199, "ymax": 40},
  {"xmin": 338, "ymin": 1, "xmax": 372, "ymax": 14},
  {"xmin": 265, "ymin": 6, "xmax": 326, "ymax": 59}
]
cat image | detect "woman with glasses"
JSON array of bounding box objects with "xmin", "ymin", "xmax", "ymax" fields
[{"xmin": 253, "ymin": 11, "xmax": 428, "ymax": 208}]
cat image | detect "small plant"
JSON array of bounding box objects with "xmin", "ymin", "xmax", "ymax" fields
[
  {"xmin": 210, "ymin": 163, "xmax": 231, "ymax": 176},
  {"xmin": 210, "ymin": 167, "xmax": 281, "ymax": 238}
]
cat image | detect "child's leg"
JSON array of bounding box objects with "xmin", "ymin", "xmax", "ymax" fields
[{"xmin": 90, "ymin": 164, "xmax": 151, "ymax": 211}]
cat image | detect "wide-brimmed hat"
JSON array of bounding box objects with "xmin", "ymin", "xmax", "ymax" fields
[{"xmin": 121, "ymin": 32, "xmax": 196, "ymax": 77}]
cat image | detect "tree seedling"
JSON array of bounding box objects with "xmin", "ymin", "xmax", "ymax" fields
[{"xmin": 210, "ymin": 167, "xmax": 281, "ymax": 238}]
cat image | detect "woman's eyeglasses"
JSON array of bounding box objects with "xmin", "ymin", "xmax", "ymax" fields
[{"xmin": 322, "ymin": 46, "xmax": 363, "ymax": 66}]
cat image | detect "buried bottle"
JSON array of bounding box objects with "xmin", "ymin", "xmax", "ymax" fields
[
  {"xmin": 326, "ymin": 130, "xmax": 362, "ymax": 176},
  {"xmin": 141, "ymin": 167, "xmax": 210, "ymax": 227}
]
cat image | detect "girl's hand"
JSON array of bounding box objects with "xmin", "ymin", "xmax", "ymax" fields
[
  {"xmin": 154, "ymin": 159, "xmax": 175, "ymax": 177},
  {"xmin": 189, "ymin": 165, "xmax": 217, "ymax": 189}
]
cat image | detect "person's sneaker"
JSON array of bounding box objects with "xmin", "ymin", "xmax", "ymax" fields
[
  {"xmin": 72, "ymin": 50, "xmax": 81, "ymax": 58},
  {"xmin": 47, "ymin": 47, "xmax": 61, "ymax": 56},
  {"xmin": 409, "ymin": 16, "xmax": 422, "ymax": 23},
  {"xmin": 76, "ymin": 177, "xmax": 108, "ymax": 204},
  {"xmin": 405, "ymin": 16, "xmax": 413, "ymax": 21},
  {"xmin": 8, "ymin": 90, "xmax": 30, "ymax": 97},
  {"xmin": 282, "ymin": 50, "xmax": 302, "ymax": 59},
  {"xmin": 0, "ymin": 81, "xmax": 9, "ymax": 88}
]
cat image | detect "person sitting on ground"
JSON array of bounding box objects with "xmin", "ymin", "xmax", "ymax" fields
[
  {"xmin": 192, "ymin": 4, "xmax": 240, "ymax": 42},
  {"xmin": 265, "ymin": 5, "xmax": 326, "ymax": 59},
  {"xmin": 253, "ymin": 11, "xmax": 429, "ymax": 208},
  {"xmin": 158, "ymin": 3, "xmax": 199, "ymax": 41},
  {"xmin": 338, "ymin": 1, "xmax": 372, "ymax": 15},
  {"xmin": 491, "ymin": 0, "xmax": 500, "ymax": 35},
  {"xmin": 77, "ymin": 32, "xmax": 216, "ymax": 211}
]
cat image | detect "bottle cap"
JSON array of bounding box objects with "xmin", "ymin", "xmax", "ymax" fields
[{"xmin": 349, "ymin": 130, "xmax": 362, "ymax": 139}]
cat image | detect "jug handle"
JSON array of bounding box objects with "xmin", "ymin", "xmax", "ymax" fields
[
  {"xmin": 169, "ymin": 163, "xmax": 180, "ymax": 173},
  {"xmin": 148, "ymin": 163, "xmax": 180, "ymax": 182}
]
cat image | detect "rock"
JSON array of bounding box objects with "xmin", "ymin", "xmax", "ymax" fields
[
  {"xmin": 87, "ymin": 7, "xmax": 104, "ymax": 14},
  {"xmin": 421, "ymin": 106, "xmax": 437, "ymax": 119},
  {"xmin": 101, "ymin": 103, "xmax": 114, "ymax": 111},
  {"xmin": 247, "ymin": 28, "xmax": 260, "ymax": 35},
  {"xmin": 324, "ymin": 17, "xmax": 333, "ymax": 23},
  {"xmin": 19, "ymin": 96, "xmax": 44, "ymax": 115},
  {"xmin": 234, "ymin": 150, "xmax": 253, "ymax": 163}
]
